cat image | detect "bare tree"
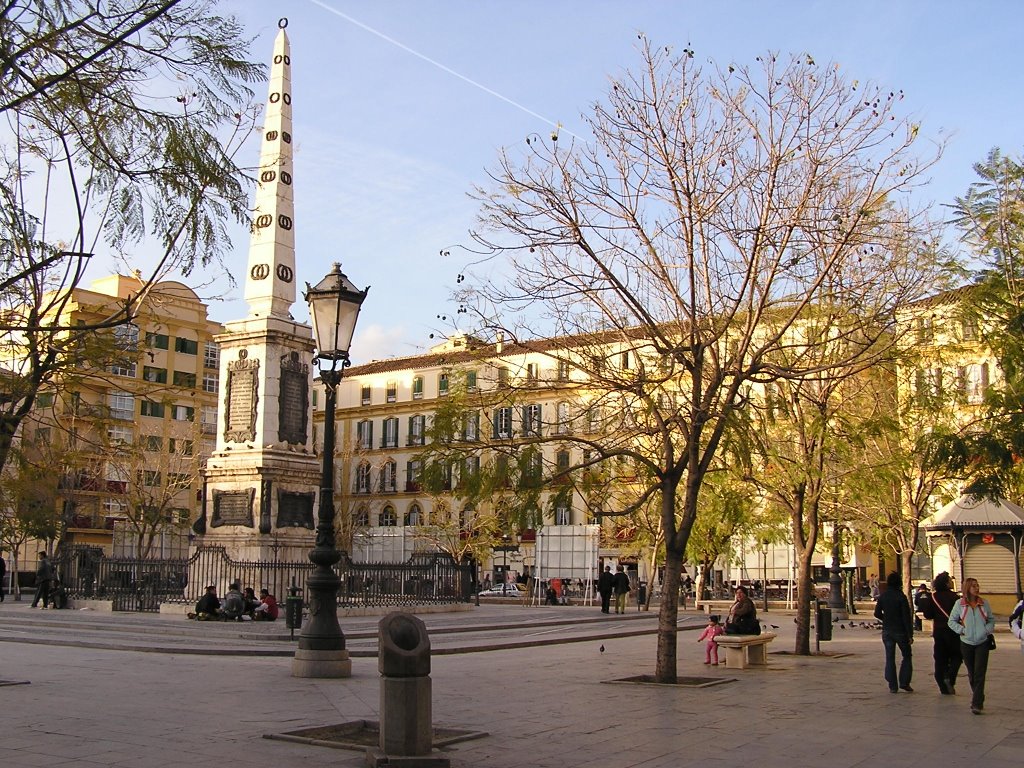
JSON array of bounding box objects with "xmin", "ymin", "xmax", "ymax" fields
[
  {"xmin": 459, "ymin": 41, "xmax": 944, "ymax": 680},
  {"xmin": 0, "ymin": 1, "xmax": 261, "ymax": 474}
]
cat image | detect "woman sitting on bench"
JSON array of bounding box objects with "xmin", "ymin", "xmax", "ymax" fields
[{"xmin": 725, "ymin": 586, "xmax": 760, "ymax": 635}]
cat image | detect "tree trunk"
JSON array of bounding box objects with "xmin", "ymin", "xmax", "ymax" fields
[{"xmin": 655, "ymin": 546, "xmax": 683, "ymax": 682}]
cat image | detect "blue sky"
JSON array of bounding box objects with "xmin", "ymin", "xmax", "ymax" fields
[{"xmin": 187, "ymin": 0, "xmax": 1024, "ymax": 363}]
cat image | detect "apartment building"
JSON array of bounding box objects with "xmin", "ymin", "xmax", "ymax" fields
[
  {"xmin": 19, "ymin": 275, "xmax": 222, "ymax": 554},
  {"xmin": 317, "ymin": 333, "xmax": 629, "ymax": 576}
]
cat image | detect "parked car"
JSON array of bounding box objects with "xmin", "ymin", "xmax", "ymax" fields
[{"xmin": 478, "ymin": 583, "xmax": 525, "ymax": 597}]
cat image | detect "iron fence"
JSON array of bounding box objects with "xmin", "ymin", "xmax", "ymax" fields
[{"xmin": 54, "ymin": 545, "xmax": 474, "ymax": 612}]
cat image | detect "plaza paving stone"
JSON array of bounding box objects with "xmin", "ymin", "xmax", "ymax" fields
[{"xmin": 1, "ymin": 600, "xmax": 1021, "ymax": 767}]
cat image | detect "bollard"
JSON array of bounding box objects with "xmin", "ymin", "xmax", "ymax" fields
[{"xmin": 373, "ymin": 612, "xmax": 440, "ymax": 764}]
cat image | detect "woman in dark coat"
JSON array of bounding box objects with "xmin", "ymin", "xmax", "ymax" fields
[
  {"xmin": 919, "ymin": 571, "xmax": 961, "ymax": 694},
  {"xmin": 725, "ymin": 586, "xmax": 759, "ymax": 634}
]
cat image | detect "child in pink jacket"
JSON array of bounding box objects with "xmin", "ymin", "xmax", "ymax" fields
[{"xmin": 697, "ymin": 615, "xmax": 725, "ymax": 665}]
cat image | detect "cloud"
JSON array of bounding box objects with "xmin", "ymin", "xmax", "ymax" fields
[{"xmin": 352, "ymin": 323, "xmax": 414, "ymax": 363}]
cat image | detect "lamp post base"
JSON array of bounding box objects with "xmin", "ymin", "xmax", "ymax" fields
[{"xmin": 292, "ymin": 648, "xmax": 352, "ymax": 678}]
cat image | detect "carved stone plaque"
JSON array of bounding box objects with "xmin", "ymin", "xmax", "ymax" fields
[
  {"xmin": 277, "ymin": 490, "xmax": 315, "ymax": 529},
  {"xmin": 278, "ymin": 351, "xmax": 308, "ymax": 444},
  {"xmin": 211, "ymin": 489, "xmax": 255, "ymax": 528},
  {"xmin": 225, "ymin": 350, "xmax": 259, "ymax": 443}
]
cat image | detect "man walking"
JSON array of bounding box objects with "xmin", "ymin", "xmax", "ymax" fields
[
  {"xmin": 0, "ymin": 550, "xmax": 6, "ymax": 602},
  {"xmin": 874, "ymin": 571, "xmax": 914, "ymax": 693},
  {"xmin": 597, "ymin": 565, "xmax": 613, "ymax": 614},
  {"xmin": 31, "ymin": 552, "xmax": 54, "ymax": 609},
  {"xmin": 612, "ymin": 565, "xmax": 631, "ymax": 615}
]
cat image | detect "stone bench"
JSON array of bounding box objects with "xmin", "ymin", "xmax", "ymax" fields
[{"xmin": 713, "ymin": 632, "xmax": 776, "ymax": 669}]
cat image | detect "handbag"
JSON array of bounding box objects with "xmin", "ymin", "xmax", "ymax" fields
[{"xmin": 988, "ymin": 634, "xmax": 996, "ymax": 650}]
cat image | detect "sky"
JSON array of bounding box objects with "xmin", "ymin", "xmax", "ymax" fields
[{"xmin": 169, "ymin": 0, "xmax": 1024, "ymax": 364}]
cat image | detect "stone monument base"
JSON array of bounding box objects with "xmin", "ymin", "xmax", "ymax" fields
[
  {"xmin": 292, "ymin": 648, "xmax": 352, "ymax": 678},
  {"xmin": 364, "ymin": 748, "xmax": 450, "ymax": 768}
]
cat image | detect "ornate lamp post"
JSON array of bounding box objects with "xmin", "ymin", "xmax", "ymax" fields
[
  {"xmin": 827, "ymin": 523, "xmax": 849, "ymax": 620},
  {"xmin": 292, "ymin": 263, "xmax": 368, "ymax": 679}
]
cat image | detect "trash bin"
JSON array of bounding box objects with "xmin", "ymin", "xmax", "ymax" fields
[
  {"xmin": 637, "ymin": 582, "xmax": 647, "ymax": 610},
  {"xmin": 285, "ymin": 586, "xmax": 303, "ymax": 637},
  {"xmin": 817, "ymin": 600, "xmax": 832, "ymax": 641}
]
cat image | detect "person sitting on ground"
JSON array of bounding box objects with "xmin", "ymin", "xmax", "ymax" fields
[
  {"xmin": 49, "ymin": 578, "xmax": 68, "ymax": 609},
  {"xmin": 220, "ymin": 581, "xmax": 246, "ymax": 621},
  {"xmin": 725, "ymin": 585, "xmax": 760, "ymax": 635},
  {"xmin": 192, "ymin": 585, "xmax": 221, "ymax": 620},
  {"xmin": 253, "ymin": 588, "xmax": 279, "ymax": 621},
  {"xmin": 242, "ymin": 586, "xmax": 260, "ymax": 618}
]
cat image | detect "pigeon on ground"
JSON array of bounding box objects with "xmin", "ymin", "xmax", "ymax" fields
[{"xmin": 599, "ymin": 645, "xmax": 605, "ymax": 653}]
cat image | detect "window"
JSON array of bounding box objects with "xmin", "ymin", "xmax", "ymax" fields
[
  {"xmin": 203, "ymin": 340, "xmax": 219, "ymax": 369},
  {"xmin": 35, "ymin": 427, "xmax": 51, "ymax": 445},
  {"xmin": 463, "ymin": 411, "xmax": 480, "ymax": 441},
  {"xmin": 141, "ymin": 470, "xmax": 162, "ymax": 486},
  {"xmin": 312, "ymin": 389, "xmax": 319, "ymax": 408},
  {"xmin": 382, "ymin": 417, "xmax": 399, "ymax": 448},
  {"xmin": 115, "ymin": 323, "xmax": 139, "ymax": 350},
  {"xmin": 621, "ymin": 350, "xmax": 631, "ymax": 369},
  {"xmin": 405, "ymin": 504, "xmax": 423, "ymax": 526},
  {"xmin": 361, "ymin": 385, "xmax": 371, "ymax": 405},
  {"xmin": 169, "ymin": 438, "xmax": 194, "ymax": 456},
  {"xmin": 353, "ymin": 506, "xmax": 370, "ymax": 527},
  {"xmin": 408, "ymin": 414, "xmax": 425, "ymax": 446},
  {"xmin": 522, "ymin": 450, "xmax": 543, "ymax": 489},
  {"xmin": 380, "ymin": 505, "xmax": 398, "ymax": 527},
  {"xmin": 381, "ymin": 460, "xmax": 397, "ymax": 493},
  {"xmin": 143, "ymin": 435, "xmax": 163, "ymax": 451},
  {"xmin": 493, "ymin": 407, "xmax": 513, "ymax": 439},
  {"xmin": 969, "ymin": 363, "xmax": 990, "ymax": 403},
  {"xmin": 173, "ymin": 371, "xmax": 197, "ymax": 388},
  {"xmin": 145, "ymin": 332, "xmax": 169, "ymax": 350},
  {"xmin": 586, "ymin": 406, "xmax": 602, "ymax": 433},
  {"xmin": 201, "ymin": 406, "xmax": 217, "ymax": 434},
  {"xmin": 412, "ymin": 376, "xmax": 423, "ymax": 399},
  {"xmin": 175, "ymin": 337, "xmax": 198, "ymax": 355},
  {"xmin": 406, "ymin": 459, "xmax": 422, "ymax": 492},
  {"xmin": 556, "ymin": 449, "xmax": 570, "ymax": 476},
  {"xmin": 37, "ymin": 392, "xmax": 55, "ymax": 408},
  {"xmin": 497, "ymin": 366, "xmax": 509, "ymax": 388},
  {"xmin": 103, "ymin": 498, "xmax": 128, "ymax": 517},
  {"xmin": 465, "ymin": 370, "xmax": 477, "ymax": 392},
  {"xmin": 110, "ymin": 360, "xmax": 136, "ymax": 377},
  {"xmin": 203, "ymin": 373, "xmax": 218, "ymax": 393},
  {"xmin": 167, "ymin": 472, "xmax": 192, "ymax": 489},
  {"xmin": 172, "ymin": 405, "xmax": 195, "ymax": 422},
  {"xmin": 356, "ymin": 420, "xmax": 374, "ymax": 450},
  {"xmin": 143, "ymin": 366, "xmax": 167, "ymax": 384},
  {"xmin": 386, "ymin": 380, "xmax": 397, "ymax": 403},
  {"xmin": 526, "ymin": 362, "xmax": 538, "ymax": 383},
  {"xmin": 556, "ymin": 359, "xmax": 571, "ymax": 381},
  {"xmin": 141, "ymin": 400, "xmax": 164, "ymax": 418},
  {"xmin": 462, "ymin": 456, "xmax": 480, "ymax": 486},
  {"xmin": 108, "ymin": 391, "xmax": 135, "ymax": 420},
  {"xmin": 522, "ymin": 403, "xmax": 542, "ymax": 436},
  {"xmin": 355, "ymin": 462, "xmax": 372, "ymax": 494},
  {"xmin": 107, "ymin": 424, "xmax": 133, "ymax": 446},
  {"xmin": 915, "ymin": 316, "xmax": 934, "ymax": 343},
  {"xmin": 495, "ymin": 455, "xmax": 511, "ymax": 488},
  {"xmin": 556, "ymin": 402, "xmax": 571, "ymax": 435},
  {"xmin": 438, "ymin": 372, "xmax": 449, "ymax": 396},
  {"xmin": 555, "ymin": 506, "xmax": 571, "ymax": 525}
]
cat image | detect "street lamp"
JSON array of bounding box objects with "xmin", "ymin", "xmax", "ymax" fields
[
  {"xmin": 292, "ymin": 263, "xmax": 368, "ymax": 679},
  {"xmin": 761, "ymin": 539, "xmax": 770, "ymax": 613},
  {"xmin": 827, "ymin": 523, "xmax": 848, "ymax": 620}
]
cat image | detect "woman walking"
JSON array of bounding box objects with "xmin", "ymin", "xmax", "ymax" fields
[
  {"xmin": 948, "ymin": 577, "xmax": 996, "ymax": 714},
  {"xmin": 919, "ymin": 571, "xmax": 962, "ymax": 694}
]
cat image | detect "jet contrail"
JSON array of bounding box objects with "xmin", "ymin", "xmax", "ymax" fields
[{"xmin": 307, "ymin": 0, "xmax": 582, "ymax": 140}]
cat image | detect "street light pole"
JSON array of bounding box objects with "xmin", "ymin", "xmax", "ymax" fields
[
  {"xmin": 292, "ymin": 264, "xmax": 368, "ymax": 679},
  {"xmin": 827, "ymin": 525, "xmax": 848, "ymax": 620},
  {"xmin": 762, "ymin": 539, "xmax": 769, "ymax": 613}
]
